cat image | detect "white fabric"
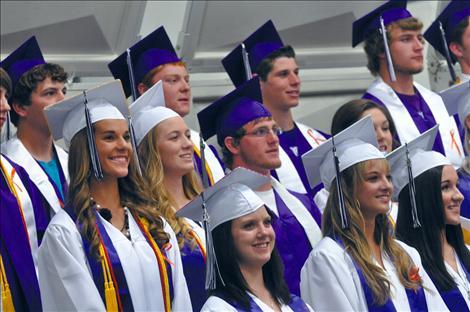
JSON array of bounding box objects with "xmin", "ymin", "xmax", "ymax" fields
[
  {"xmin": 366, "ymin": 76, "xmax": 464, "ymax": 168},
  {"xmin": 201, "ymin": 292, "xmax": 314, "ymax": 312},
  {"xmin": 185, "ymin": 218, "xmax": 206, "ymax": 246},
  {"xmin": 462, "ymin": 73, "xmax": 470, "ymax": 82},
  {"xmin": 275, "ymin": 122, "xmax": 327, "ymax": 194},
  {"xmin": 0, "ymin": 155, "xmax": 39, "ymax": 274},
  {"xmin": 2, "ymin": 137, "xmax": 69, "ymax": 214},
  {"xmin": 256, "ymin": 177, "xmax": 322, "ymax": 249},
  {"xmin": 300, "ymin": 237, "xmax": 448, "ymax": 311},
  {"xmin": 191, "ymin": 129, "xmax": 225, "ymax": 184},
  {"xmin": 445, "ymin": 251, "xmax": 470, "ymax": 308},
  {"xmin": 37, "ymin": 209, "xmax": 192, "ymax": 311}
]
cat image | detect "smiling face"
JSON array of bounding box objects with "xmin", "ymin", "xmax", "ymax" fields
[
  {"xmin": 388, "ymin": 27, "xmax": 425, "ymax": 75},
  {"xmin": 441, "ymin": 165, "xmax": 464, "ymax": 225},
  {"xmin": 356, "ymin": 159, "xmax": 393, "ymax": 220},
  {"xmin": 155, "ymin": 115, "xmax": 194, "ymax": 177},
  {"xmin": 94, "ymin": 119, "xmax": 131, "ymax": 179},
  {"xmin": 231, "ymin": 206, "xmax": 275, "ymax": 270},
  {"xmin": 259, "ymin": 57, "xmax": 300, "ymax": 112}
]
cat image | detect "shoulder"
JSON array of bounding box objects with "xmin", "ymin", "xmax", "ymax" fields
[
  {"xmin": 201, "ymin": 295, "xmax": 237, "ymax": 312},
  {"xmin": 310, "ymin": 236, "xmax": 344, "ymax": 259}
]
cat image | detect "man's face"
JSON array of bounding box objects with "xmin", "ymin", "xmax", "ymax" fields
[
  {"xmin": 450, "ymin": 19, "xmax": 470, "ymax": 69},
  {"xmin": 231, "ymin": 118, "xmax": 281, "ymax": 175},
  {"xmin": 150, "ymin": 64, "xmax": 191, "ymax": 117},
  {"xmin": 14, "ymin": 77, "xmax": 66, "ymax": 132},
  {"xmin": 388, "ymin": 27, "xmax": 425, "ymax": 75},
  {"xmin": 259, "ymin": 57, "xmax": 300, "ymax": 111}
]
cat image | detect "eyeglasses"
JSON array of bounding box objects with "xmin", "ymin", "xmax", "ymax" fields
[{"xmin": 243, "ymin": 126, "xmax": 283, "ymax": 138}]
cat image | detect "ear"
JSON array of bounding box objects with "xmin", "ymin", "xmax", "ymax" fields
[
  {"xmin": 224, "ymin": 136, "xmax": 241, "ymax": 156},
  {"xmin": 12, "ymin": 101, "xmax": 28, "ymax": 118},
  {"xmin": 137, "ymin": 83, "xmax": 148, "ymax": 96},
  {"xmin": 465, "ymin": 115, "xmax": 470, "ymax": 131},
  {"xmin": 449, "ymin": 42, "xmax": 464, "ymax": 59}
]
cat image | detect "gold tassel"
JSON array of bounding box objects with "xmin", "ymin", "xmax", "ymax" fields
[
  {"xmin": 99, "ymin": 245, "xmax": 119, "ymax": 311},
  {"xmin": 0, "ymin": 256, "xmax": 15, "ymax": 312}
]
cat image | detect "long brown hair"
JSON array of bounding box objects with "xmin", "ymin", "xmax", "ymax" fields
[
  {"xmin": 67, "ymin": 127, "xmax": 169, "ymax": 259},
  {"xmin": 138, "ymin": 126, "xmax": 202, "ymax": 249},
  {"xmin": 322, "ymin": 159, "xmax": 422, "ymax": 305}
]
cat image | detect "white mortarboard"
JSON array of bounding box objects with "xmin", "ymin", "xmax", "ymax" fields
[
  {"xmin": 176, "ymin": 166, "xmax": 269, "ymax": 290},
  {"xmin": 302, "ymin": 115, "xmax": 383, "ymax": 191},
  {"xmin": 440, "ymin": 80, "xmax": 470, "ymax": 125},
  {"xmin": 129, "ymin": 80, "xmax": 179, "ymax": 145},
  {"xmin": 45, "ymin": 80, "xmax": 128, "ymax": 180},
  {"xmin": 387, "ymin": 125, "xmax": 451, "ymax": 201}
]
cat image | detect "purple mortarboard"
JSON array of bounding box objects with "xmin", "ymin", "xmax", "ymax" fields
[
  {"xmin": 0, "ymin": 36, "xmax": 45, "ymax": 91},
  {"xmin": 108, "ymin": 26, "xmax": 180, "ymax": 98},
  {"xmin": 197, "ymin": 77, "xmax": 270, "ymax": 146},
  {"xmin": 222, "ymin": 20, "xmax": 284, "ymax": 87},
  {"xmin": 424, "ymin": 1, "xmax": 470, "ymax": 65},
  {"xmin": 352, "ymin": 0, "xmax": 411, "ymax": 47}
]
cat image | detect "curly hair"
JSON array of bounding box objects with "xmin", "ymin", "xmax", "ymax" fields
[
  {"xmin": 323, "ymin": 159, "xmax": 422, "ymax": 306},
  {"xmin": 67, "ymin": 127, "xmax": 169, "ymax": 260},
  {"xmin": 364, "ymin": 18, "xmax": 423, "ymax": 76},
  {"xmin": 10, "ymin": 63, "xmax": 68, "ymax": 126},
  {"xmin": 138, "ymin": 125, "xmax": 202, "ymax": 250}
]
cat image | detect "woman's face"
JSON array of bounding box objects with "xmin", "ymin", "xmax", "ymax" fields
[
  {"xmin": 441, "ymin": 165, "xmax": 464, "ymax": 225},
  {"xmin": 156, "ymin": 116, "xmax": 194, "ymax": 177},
  {"xmin": 355, "ymin": 159, "xmax": 393, "ymax": 220},
  {"xmin": 0, "ymin": 86, "xmax": 11, "ymax": 128},
  {"xmin": 231, "ymin": 206, "xmax": 276, "ymax": 270},
  {"xmin": 361, "ymin": 108, "xmax": 393, "ymax": 154},
  {"xmin": 95, "ymin": 119, "xmax": 131, "ymax": 179}
]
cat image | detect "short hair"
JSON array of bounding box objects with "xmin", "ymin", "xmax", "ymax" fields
[
  {"xmin": 255, "ymin": 45, "xmax": 296, "ymax": 81},
  {"xmin": 331, "ymin": 99, "xmax": 400, "ymax": 150},
  {"xmin": 450, "ymin": 16, "xmax": 469, "ymax": 47},
  {"xmin": 221, "ymin": 126, "xmax": 246, "ymax": 169},
  {"xmin": 396, "ymin": 166, "xmax": 470, "ymax": 292},
  {"xmin": 364, "ymin": 17, "xmax": 423, "ymax": 76},
  {"xmin": 209, "ymin": 208, "xmax": 291, "ymax": 310},
  {"xmin": 11, "ymin": 63, "xmax": 68, "ymax": 126},
  {"xmin": 140, "ymin": 60, "xmax": 187, "ymax": 89},
  {"xmin": 0, "ymin": 68, "xmax": 12, "ymax": 98}
]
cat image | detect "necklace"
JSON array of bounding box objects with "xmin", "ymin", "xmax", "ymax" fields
[
  {"xmin": 121, "ymin": 209, "xmax": 130, "ymax": 240},
  {"xmin": 90, "ymin": 197, "xmax": 131, "ymax": 240}
]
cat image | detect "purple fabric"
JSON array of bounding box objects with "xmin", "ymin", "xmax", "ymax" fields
[
  {"xmin": 8, "ymin": 59, "xmax": 44, "ymax": 87},
  {"xmin": 363, "ymin": 91, "xmax": 446, "ymax": 155},
  {"xmin": 193, "ymin": 144, "xmax": 225, "ymax": 187},
  {"xmin": 180, "ymin": 236, "xmax": 207, "ymax": 312},
  {"xmin": 134, "ymin": 48, "xmax": 180, "ymax": 85},
  {"xmin": 458, "ymin": 169, "xmax": 470, "ymax": 220},
  {"xmin": 0, "ymin": 157, "xmax": 43, "ymax": 311},
  {"xmin": 448, "ymin": 9, "xmax": 470, "ymax": 36},
  {"xmin": 270, "ymin": 189, "xmax": 314, "ymax": 296},
  {"xmin": 249, "ymin": 42, "xmax": 283, "ymax": 71}
]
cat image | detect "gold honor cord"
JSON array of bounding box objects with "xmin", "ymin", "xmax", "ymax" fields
[
  {"xmin": 99, "ymin": 244, "xmax": 119, "ymax": 312},
  {"xmin": 0, "ymin": 255, "xmax": 14, "ymax": 312}
]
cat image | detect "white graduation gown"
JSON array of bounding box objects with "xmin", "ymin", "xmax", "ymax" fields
[
  {"xmin": 445, "ymin": 251, "xmax": 470, "ymax": 308},
  {"xmin": 38, "ymin": 209, "xmax": 192, "ymax": 311},
  {"xmin": 300, "ymin": 237, "xmax": 448, "ymax": 312},
  {"xmin": 201, "ymin": 293, "xmax": 314, "ymax": 312}
]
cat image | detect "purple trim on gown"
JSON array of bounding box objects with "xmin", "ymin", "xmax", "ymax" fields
[
  {"xmin": 193, "ymin": 144, "xmax": 225, "ymax": 186},
  {"xmin": 270, "ymin": 189, "xmax": 318, "ymax": 296},
  {"xmin": 0, "ymin": 156, "xmax": 43, "ymax": 311},
  {"xmin": 458, "ymin": 169, "xmax": 470, "ymax": 220},
  {"xmin": 180, "ymin": 236, "xmax": 207, "ymax": 312},
  {"xmin": 363, "ymin": 91, "xmax": 445, "ymax": 154}
]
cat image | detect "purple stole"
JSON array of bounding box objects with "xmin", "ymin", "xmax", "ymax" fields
[
  {"xmin": 213, "ymin": 291, "xmax": 310, "ymax": 312},
  {"xmin": 333, "ymin": 236, "xmax": 428, "ymax": 312},
  {"xmin": 180, "ymin": 236, "xmax": 207, "ymax": 311},
  {"xmin": 64, "ymin": 205, "xmax": 174, "ymax": 311},
  {"xmin": 0, "ymin": 157, "xmax": 43, "ymax": 311},
  {"xmin": 458, "ymin": 169, "xmax": 470, "ymax": 222},
  {"xmin": 432, "ymin": 257, "xmax": 470, "ymax": 312},
  {"xmin": 363, "ymin": 92, "xmax": 446, "ymax": 155},
  {"xmin": 193, "ymin": 145, "xmax": 225, "ymax": 186},
  {"xmin": 271, "ymin": 189, "xmax": 315, "ymax": 296}
]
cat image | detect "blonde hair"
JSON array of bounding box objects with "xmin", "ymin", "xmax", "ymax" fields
[
  {"xmin": 138, "ymin": 126, "xmax": 202, "ymax": 249},
  {"xmin": 322, "ymin": 159, "xmax": 422, "ymax": 305},
  {"xmin": 67, "ymin": 127, "xmax": 170, "ymax": 260}
]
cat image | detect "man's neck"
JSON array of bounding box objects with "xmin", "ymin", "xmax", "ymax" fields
[
  {"xmin": 379, "ymin": 68, "xmax": 415, "ymax": 95},
  {"xmin": 17, "ymin": 123, "xmax": 54, "ymax": 162},
  {"xmin": 264, "ymin": 104, "xmax": 295, "ymax": 131}
]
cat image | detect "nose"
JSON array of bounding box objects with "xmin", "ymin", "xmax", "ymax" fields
[
  {"xmin": 56, "ymin": 90, "xmax": 66, "ymax": 102},
  {"xmin": 414, "ymin": 37, "xmax": 424, "ymax": 51},
  {"xmin": 0, "ymin": 95, "xmax": 11, "ymax": 112},
  {"xmin": 180, "ymin": 79, "xmax": 190, "ymax": 92},
  {"xmin": 375, "ymin": 127, "xmax": 385, "ymax": 142},
  {"xmin": 182, "ymin": 134, "xmax": 193, "ymax": 149},
  {"xmin": 266, "ymin": 130, "xmax": 280, "ymax": 144},
  {"xmin": 454, "ymin": 188, "xmax": 464, "ymax": 203},
  {"xmin": 289, "ymin": 72, "xmax": 300, "ymax": 85},
  {"xmin": 381, "ymin": 176, "xmax": 393, "ymax": 193}
]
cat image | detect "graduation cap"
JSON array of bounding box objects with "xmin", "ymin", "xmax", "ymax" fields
[
  {"xmin": 44, "ymin": 80, "xmax": 128, "ymax": 180},
  {"xmin": 440, "ymin": 79, "xmax": 470, "ymax": 125},
  {"xmin": 129, "ymin": 80, "xmax": 179, "ymax": 145},
  {"xmin": 222, "ymin": 20, "xmax": 284, "ymax": 87},
  {"xmin": 108, "ymin": 26, "xmax": 180, "ymax": 98},
  {"xmin": 176, "ymin": 167, "xmax": 269, "ymax": 289},
  {"xmin": 387, "ymin": 126, "xmax": 450, "ymax": 225},
  {"xmin": 0, "ymin": 36, "xmax": 45, "ymax": 92},
  {"xmin": 197, "ymin": 77, "xmax": 270, "ymax": 147},
  {"xmin": 302, "ymin": 116, "xmax": 384, "ymax": 228},
  {"xmin": 352, "ymin": 0, "xmax": 412, "ymax": 82},
  {"xmin": 424, "ymin": 1, "xmax": 470, "ymax": 66}
]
